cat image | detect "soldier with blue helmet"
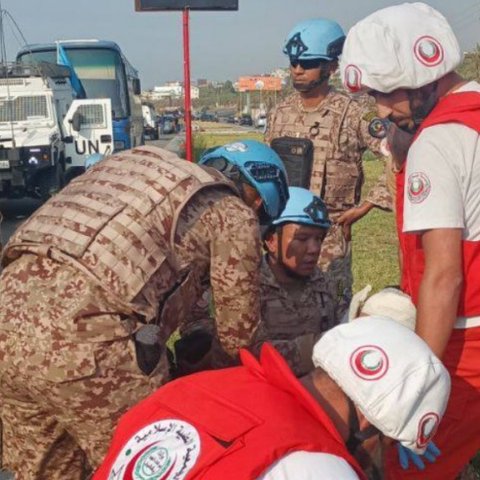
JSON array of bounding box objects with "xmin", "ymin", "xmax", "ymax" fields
[
  {"xmin": 266, "ymin": 18, "xmax": 393, "ymax": 316},
  {"xmin": 282, "ymin": 18, "xmax": 345, "ymax": 92},
  {"xmin": 250, "ymin": 186, "xmax": 342, "ymax": 376},
  {"xmin": 198, "ymin": 139, "xmax": 289, "ymax": 224},
  {"xmin": 0, "ymin": 141, "xmax": 288, "ymax": 478},
  {"xmin": 176, "ymin": 187, "xmax": 342, "ymax": 378}
]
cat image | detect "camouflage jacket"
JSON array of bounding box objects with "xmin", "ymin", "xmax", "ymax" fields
[
  {"xmin": 265, "ymin": 89, "xmax": 393, "ymax": 217},
  {"xmin": 249, "ymin": 257, "xmax": 341, "ymax": 376},
  {"xmin": 2, "ymin": 146, "xmax": 261, "ymax": 356}
]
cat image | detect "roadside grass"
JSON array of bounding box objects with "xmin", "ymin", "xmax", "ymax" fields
[
  {"xmin": 193, "ymin": 130, "xmax": 263, "ymax": 162},
  {"xmin": 352, "ymin": 159, "xmax": 399, "ymax": 292}
]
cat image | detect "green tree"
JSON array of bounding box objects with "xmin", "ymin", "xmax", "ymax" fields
[{"xmin": 458, "ymin": 44, "xmax": 480, "ymax": 81}]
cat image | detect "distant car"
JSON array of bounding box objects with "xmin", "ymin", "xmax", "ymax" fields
[
  {"xmin": 159, "ymin": 114, "xmax": 176, "ymax": 135},
  {"xmin": 200, "ymin": 112, "xmax": 218, "ymax": 122},
  {"xmin": 255, "ymin": 114, "xmax": 267, "ymax": 129},
  {"xmin": 142, "ymin": 104, "xmax": 158, "ymax": 140},
  {"xmin": 239, "ymin": 114, "xmax": 253, "ymax": 126}
]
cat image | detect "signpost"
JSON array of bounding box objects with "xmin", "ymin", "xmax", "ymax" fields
[{"xmin": 135, "ymin": 0, "xmax": 239, "ymax": 161}]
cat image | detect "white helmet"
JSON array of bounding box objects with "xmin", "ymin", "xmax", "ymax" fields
[
  {"xmin": 313, "ymin": 316, "xmax": 450, "ymax": 453},
  {"xmin": 340, "ymin": 2, "xmax": 462, "ymax": 94}
]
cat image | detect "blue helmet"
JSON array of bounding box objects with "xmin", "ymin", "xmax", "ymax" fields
[
  {"xmin": 271, "ymin": 187, "xmax": 330, "ymax": 229},
  {"xmin": 283, "ymin": 19, "xmax": 345, "ymax": 62},
  {"xmin": 198, "ymin": 140, "xmax": 289, "ymax": 221},
  {"xmin": 84, "ymin": 153, "xmax": 105, "ymax": 169}
]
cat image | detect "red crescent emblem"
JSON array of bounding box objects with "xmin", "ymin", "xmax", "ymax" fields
[
  {"xmin": 344, "ymin": 64, "xmax": 363, "ymax": 93},
  {"xmin": 416, "ymin": 412, "xmax": 440, "ymax": 448},
  {"xmin": 350, "ymin": 345, "xmax": 389, "ymax": 381},
  {"xmin": 123, "ymin": 443, "xmax": 177, "ymax": 480},
  {"xmin": 414, "ymin": 36, "xmax": 444, "ymax": 67}
]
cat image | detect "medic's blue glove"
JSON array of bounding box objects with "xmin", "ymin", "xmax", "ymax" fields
[{"xmin": 397, "ymin": 442, "xmax": 441, "ymax": 470}]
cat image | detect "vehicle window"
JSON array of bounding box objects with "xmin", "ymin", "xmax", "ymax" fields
[
  {"xmin": 76, "ymin": 104, "xmax": 106, "ymax": 127},
  {"xmin": 0, "ymin": 95, "xmax": 49, "ymax": 122},
  {"xmin": 19, "ymin": 48, "xmax": 129, "ymax": 120}
]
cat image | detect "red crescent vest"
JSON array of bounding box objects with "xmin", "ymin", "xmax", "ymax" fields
[
  {"xmin": 94, "ymin": 344, "xmax": 365, "ymax": 480},
  {"xmin": 397, "ymin": 91, "xmax": 480, "ymax": 315}
]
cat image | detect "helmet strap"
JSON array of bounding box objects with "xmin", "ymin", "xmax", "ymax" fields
[
  {"xmin": 346, "ymin": 397, "xmax": 380, "ymax": 452},
  {"xmin": 345, "ymin": 396, "xmax": 383, "ymax": 480}
]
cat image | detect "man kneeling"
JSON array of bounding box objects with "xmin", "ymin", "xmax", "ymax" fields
[{"xmin": 174, "ymin": 187, "xmax": 341, "ymax": 377}]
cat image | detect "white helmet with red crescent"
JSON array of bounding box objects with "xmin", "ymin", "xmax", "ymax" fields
[
  {"xmin": 340, "ymin": 2, "xmax": 462, "ymax": 94},
  {"xmin": 313, "ymin": 316, "xmax": 450, "ymax": 454}
]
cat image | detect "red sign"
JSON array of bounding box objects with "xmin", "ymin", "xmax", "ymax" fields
[
  {"xmin": 135, "ymin": 0, "xmax": 238, "ymax": 10},
  {"xmin": 238, "ymin": 76, "xmax": 282, "ymax": 92}
]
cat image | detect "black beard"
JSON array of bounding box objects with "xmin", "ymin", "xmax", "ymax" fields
[
  {"xmin": 407, "ymin": 82, "xmax": 439, "ymax": 132},
  {"xmin": 293, "ymin": 79, "xmax": 323, "ymax": 93},
  {"xmin": 293, "ymin": 70, "xmax": 330, "ymax": 93}
]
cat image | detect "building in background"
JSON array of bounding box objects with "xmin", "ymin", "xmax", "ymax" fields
[{"xmin": 146, "ymin": 82, "xmax": 199, "ymax": 101}]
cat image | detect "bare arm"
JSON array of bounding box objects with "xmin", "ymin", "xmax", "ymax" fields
[{"xmin": 416, "ymin": 228, "xmax": 463, "ymax": 358}]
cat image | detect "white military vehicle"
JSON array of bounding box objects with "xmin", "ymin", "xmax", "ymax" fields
[{"xmin": 0, "ymin": 62, "xmax": 113, "ymax": 200}]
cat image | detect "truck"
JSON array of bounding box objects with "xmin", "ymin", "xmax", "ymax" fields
[
  {"xmin": 0, "ymin": 62, "xmax": 113, "ymax": 201},
  {"xmin": 142, "ymin": 103, "xmax": 158, "ymax": 140}
]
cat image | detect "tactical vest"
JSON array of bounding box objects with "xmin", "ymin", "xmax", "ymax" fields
[
  {"xmin": 267, "ymin": 90, "xmax": 363, "ymax": 218},
  {"xmin": 258, "ymin": 259, "xmax": 336, "ymax": 338},
  {"xmin": 93, "ymin": 345, "xmax": 365, "ymax": 480},
  {"xmin": 397, "ymin": 92, "xmax": 480, "ymax": 316},
  {"xmin": 3, "ymin": 146, "xmax": 237, "ymax": 321}
]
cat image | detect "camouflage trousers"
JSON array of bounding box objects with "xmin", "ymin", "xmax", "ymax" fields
[
  {"xmin": 317, "ymin": 223, "xmax": 353, "ymax": 317},
  {"xmin": 0, "ymin": 254, "xmax": 168, "ymax": 480}
]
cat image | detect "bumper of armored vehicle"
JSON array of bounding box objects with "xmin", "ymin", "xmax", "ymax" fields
[{"xmin": 0, "ymin": 146, "xmax": 57, "ymax": 199}]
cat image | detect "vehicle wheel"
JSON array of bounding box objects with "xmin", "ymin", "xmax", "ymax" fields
[
  {"xmin": 36, "ymin": 163, "xmax": 65, "ymax": 202},
  {"xmin": 64, "ymin": 166, "xmax": 85, "ymax": 185}
]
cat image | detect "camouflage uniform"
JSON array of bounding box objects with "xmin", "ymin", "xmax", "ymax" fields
[
  {"xmin": 0, "ymin": 146, "xmax": 261, "ymax": 479},
  {"xmin": 180, "ymin": 257, "xmax": 341, "ymax": 377},
  {"xmin": 0, "ymin": 209, "xmax": 3, "ymax": 254},
  {"xmin": 265, "ymin": 90, "xmax": 393, "ymax": 308},
  {"xmin": 249, "ymin": 257, "xmax": 340, "ymax": 376}
]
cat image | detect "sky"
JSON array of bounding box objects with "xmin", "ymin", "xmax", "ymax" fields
[{"xmin": 3, "ymin": 0, "xmax": 480, "ymax": 89}]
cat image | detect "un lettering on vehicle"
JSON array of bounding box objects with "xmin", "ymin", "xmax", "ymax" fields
[{"xmin": 74, "ymin": 139, "xmax": 107, "ymax": 156}]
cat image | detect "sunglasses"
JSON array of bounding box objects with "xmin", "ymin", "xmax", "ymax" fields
[{"xmin": 290, "ymin": 58, "xmax": 326, "ymax": 70}]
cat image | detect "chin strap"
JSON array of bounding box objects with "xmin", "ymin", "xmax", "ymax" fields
[
  {"xmin": 345, "ymin": 397, "xmax": 383, "ymax": 480},
  {"xmin": 346, "ymin": 396, "xmax": 381, "ymax": 452}
]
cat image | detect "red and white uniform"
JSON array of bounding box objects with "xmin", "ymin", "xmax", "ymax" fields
[
  {"xmin": 94, "ymin": 344, "xmax": 364, "ymax": 480},
  {"xmin": 388, "ymin": 83, "xmax": 480, "ymax": 479}
]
